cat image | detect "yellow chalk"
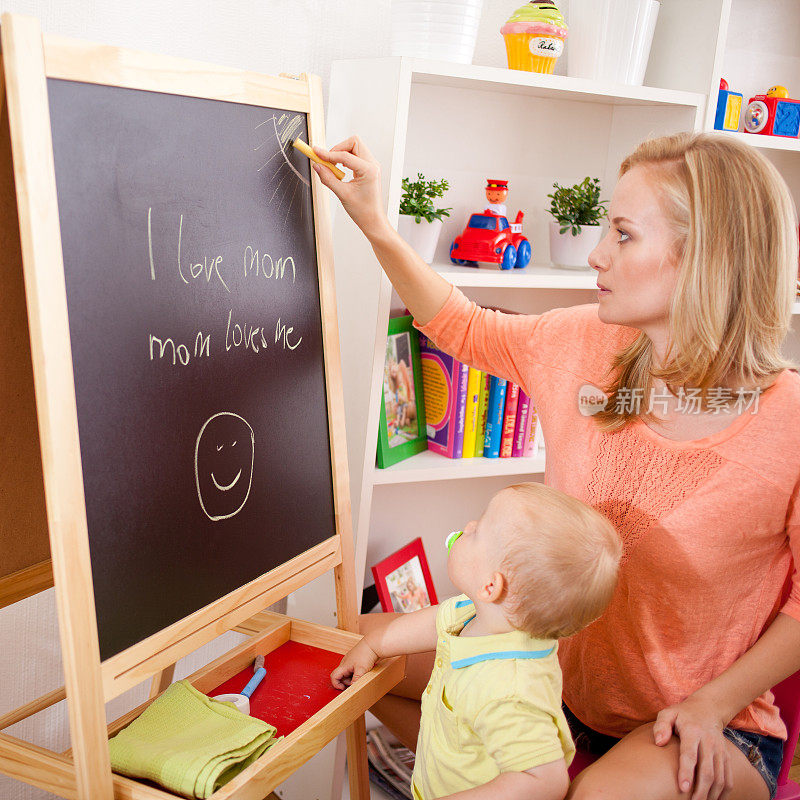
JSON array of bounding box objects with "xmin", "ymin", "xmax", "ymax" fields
[{"xmin": 291, "ymin": 138, "xmax": 345, "ymax": 180}]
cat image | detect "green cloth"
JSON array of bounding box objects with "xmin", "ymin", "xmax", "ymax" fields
[{"xmin": 109, "ymin": 680, "xmax": 280, "ymax": 799}]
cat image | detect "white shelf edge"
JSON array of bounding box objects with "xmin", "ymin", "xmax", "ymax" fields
[
  {"xmin": 434, "ymin": 266, "xmax": 800, "ymax": 303},
  {"xmin": 372, "ymin": 450, "xmax": 546, "ymax": 485},
  {"xmin": 708, "ymin": 129, "xmax": 800, "ymax": 155},
  {"xmin": 433, "ymin": 262, "xmax": 598, "ymax": 289},
  {"xmin": 405, "ymin": 57, "xmax": 706, "ymax": 109}
]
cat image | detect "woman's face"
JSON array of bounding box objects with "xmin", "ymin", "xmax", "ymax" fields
[{"xmin": 589, "ymin": 165, "xmax": 682, "ymax": 333}]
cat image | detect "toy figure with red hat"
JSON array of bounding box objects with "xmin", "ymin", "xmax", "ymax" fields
[
  {"xmin": 485, "ymin": 179, "xmax": 509, "ymax": 216},
  {"xmin": 449, "ymin": 178, "xmax": 531, "ymax": 270}
]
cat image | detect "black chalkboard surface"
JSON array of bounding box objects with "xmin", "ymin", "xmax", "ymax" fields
[{"xmin": 46, "ymin": 79, "xmax": 335, "ymax": 661}]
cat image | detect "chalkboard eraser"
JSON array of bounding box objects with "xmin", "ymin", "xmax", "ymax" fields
[{"xmin": 291, "ymin": 138, "xmax": 345, "ymax": 181}]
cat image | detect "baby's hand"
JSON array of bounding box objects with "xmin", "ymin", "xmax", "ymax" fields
[{"xmin": 331, "ymin": 638, "xmax": 379, "ymax": 690}]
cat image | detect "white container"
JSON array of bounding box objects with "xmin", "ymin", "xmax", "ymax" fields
[
  {"xmin": 398, "ymin": 215, "xmax": 444, "ymax": 264},
  {"xmin": 567, "ymin": 0, "xmax": 660, "ymax": 86},
  {"xmin": 391, "ymin": 0, "xmax": 483, "ymax": 65},
  {"xmin": 549, "ymin": 221, "xmax": 602, "ymax": 269},
  {"xmin": 211, "ymin": 693, "xmax": 250, "ymax": 715}
]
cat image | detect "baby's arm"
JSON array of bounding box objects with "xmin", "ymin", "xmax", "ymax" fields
[
  {"xmin": 437, "ymin": 758, "xmax": 569, "ymax": 800},
  {"xmin": 331, "ymin": 604, "xmax": 439, "ymax": 689}
]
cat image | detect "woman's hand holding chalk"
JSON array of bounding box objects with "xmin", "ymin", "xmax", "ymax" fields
[
  {"xmin": 311, "ymin": 137, "xmax": 391, "ymax": 237},
  {"xmin": 292, "ymin": 138, "xmax": 345, "ymax": 180}
]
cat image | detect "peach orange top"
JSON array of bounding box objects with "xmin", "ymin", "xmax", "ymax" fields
[{"xmin": 416, "ymin": 287, "xmax": 800, "ymax": 739}]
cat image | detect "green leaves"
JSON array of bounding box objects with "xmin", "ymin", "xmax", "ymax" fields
[
  {"xmin": 546, "ymin": 177, "xmax": 608, "ymax": 236},
  {"xmin": 400, "ymin": 173, "xmax": 452, "ymax": 224}
]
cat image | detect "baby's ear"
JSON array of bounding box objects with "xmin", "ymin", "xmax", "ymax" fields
[{"xmin": 480, "ymin": 571, "xmax": 508, "ymax": 603}]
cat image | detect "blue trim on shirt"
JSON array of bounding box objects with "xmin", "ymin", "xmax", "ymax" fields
[
  {"xmin": 460, "ymin": 615, "xmax": 476, "ymax": 630},
  {"xmin": 450, "ymin": 646, "xmax": 556, "ymax": 669},
  {"xmin": 454, "ymin": 599, "xmax": 474, "ymax": 608}
]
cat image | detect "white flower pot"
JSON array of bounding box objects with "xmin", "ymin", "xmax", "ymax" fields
[
  {"xmin": 390, "ymin": 0, "xmax": 484, "ymax": 65},
  {"xmin": 567, "ymin": 0, "xmax": 661, "ymax": 86},
  {"xmin": 549, "ymin": 221, "xmax": 602, "ymax": 269},
  {"xmin": 398, "ymin": 215, "xmax": 443, "ymax": 264}
]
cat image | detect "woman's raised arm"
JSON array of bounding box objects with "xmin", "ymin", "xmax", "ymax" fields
[{"xmin": 312, "ymin": 137, "xmax": 452, "ymax": 326}]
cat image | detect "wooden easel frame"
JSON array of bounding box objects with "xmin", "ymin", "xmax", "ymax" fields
[{"xmin": 0, "ymin": 14, "xmax": 402, "ymax": 800}]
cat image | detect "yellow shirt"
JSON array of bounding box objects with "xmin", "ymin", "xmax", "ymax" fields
[{"xmin": 411, "ymin": 595, "xmax": 575, "ymax": 800}]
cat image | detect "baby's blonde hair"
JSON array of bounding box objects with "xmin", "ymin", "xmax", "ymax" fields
[{"xmin": 499, "ymin": 482, "xmax": 621, "ymax": 639}]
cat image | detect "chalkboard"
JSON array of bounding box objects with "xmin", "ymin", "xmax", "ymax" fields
[{"xmin": 46, "ymin": 79, "xmax": 335, "ymax": 661}]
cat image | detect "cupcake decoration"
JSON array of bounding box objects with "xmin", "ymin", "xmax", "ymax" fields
[{"xmin": 501, "ymin": 1, "xmax": 569, "ymax": 74}]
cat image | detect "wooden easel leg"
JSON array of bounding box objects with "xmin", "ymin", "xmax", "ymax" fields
[
  {"xmin": 345, "ymin": 716, "xmax": 370, "ymax": 800},
  {"xmin": 148, "ymin": 664, "xmax": 175, "ymax": 699},
  {"xmin": 1, "ymin": 14, "xmax": 115, "ymax": 799},
  {"xmin": 333, "ymin": 534, "xmax": 370, "ymax": 798}
]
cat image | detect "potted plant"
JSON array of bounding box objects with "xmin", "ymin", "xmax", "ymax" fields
[
  {"xmin": 398, "ymin": 173, "xmax": 451, "ymax": 264},
  {"xmin": 546, "ymin": 177, "xmax": 608, "ymax": 269}
]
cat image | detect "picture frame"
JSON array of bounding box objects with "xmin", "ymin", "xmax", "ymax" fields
[
  {"xmin": 376, "ymin": 314, "xmax": 427, "ymax": 468},
  {"xmin": 371, "ymin": 538, "xmax": 438, "ymax": 614}
]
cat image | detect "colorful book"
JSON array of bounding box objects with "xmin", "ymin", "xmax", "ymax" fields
[
  {"xmin": 462, "ymin": 368, "xmax": 482, "ymax": 459},
  {"xmin": 512, "ymin": 389, "xmax": 532, "ymax": 457},
  {"xmin": 523, "ymin": 408, "xmax": 542, "ymax": 457},
  {"xmin": 483, "ymin": 376, "xmax": 507, "ymax": 459},
  {"xmin": 499, "ymin": 383, "xmax": 520, "ymax": 457},
  {"xmin": 474, "ymin": 373, "xmax": 491, "ymax": 457},
  {"xmin": 452, "ymin": 361, "xmax": 470, "ymax": 459},
  {"xmin": 418, "ymin": 334, "xmax": 469, "ymax": 459}
]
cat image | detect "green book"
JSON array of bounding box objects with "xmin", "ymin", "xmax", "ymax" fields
[{"xmin": 474, "ymin": 372, "xmax": 491, "ymax": 457}]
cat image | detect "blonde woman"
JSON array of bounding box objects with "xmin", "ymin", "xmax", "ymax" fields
[{"xmin": 313, "ymin": 132, "xmax": 800, "ymax": 800}]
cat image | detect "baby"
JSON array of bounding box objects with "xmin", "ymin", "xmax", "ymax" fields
[{"xmin": 331, "ymin": 482, "xmax": 622, "ymax": 800}]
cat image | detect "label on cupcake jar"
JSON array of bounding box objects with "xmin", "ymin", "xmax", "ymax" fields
[{"xmin": 529, "ymin": 36, "xmax": 563, "ymax": 58}]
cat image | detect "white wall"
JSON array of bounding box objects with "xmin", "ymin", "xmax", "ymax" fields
[{"xmin": 0, "ymin": 2, "xmax": 534, "ymax": 798}]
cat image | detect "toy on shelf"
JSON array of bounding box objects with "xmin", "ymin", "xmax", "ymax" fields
[
  {"xmin": 449, "ymin": 179, "xmax": 532, "ymax": 270},
  {"xmin": 485, "ymin": 178, "xmax": 508, "ymax": 217},
  {"xmin": 744, "ymin": 86, "xmax": 800, "ymax": 138},
  {"xmin": 714, "ymin": 78, "xmax": 743, "ymax": 132},
  {"xmin": 501, "ymin": 1, "xmax": 568, "ymax": 75}
]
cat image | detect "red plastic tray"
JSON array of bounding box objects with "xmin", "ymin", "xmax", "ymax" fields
[{"xmin": 208, "ymin": 640, "xmax": 344, "ymax": 737}]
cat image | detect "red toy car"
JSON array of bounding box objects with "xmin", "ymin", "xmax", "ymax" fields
[{"xmin": 449, "ymin": 211, "xmax": 532, "ymax": 270}]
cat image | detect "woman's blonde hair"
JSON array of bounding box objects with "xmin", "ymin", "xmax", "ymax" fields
[
  {"xmin": 500, "ymin": 483, "xmax": 621, "ymax": 639},
  {"xmin": 594, "ymin": 132, "xmax": 798, "ymax": 431}
]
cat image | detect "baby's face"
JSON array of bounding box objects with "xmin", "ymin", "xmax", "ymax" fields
[{"xmin": 447, "ymin": 491, "xmax": 512, "ymax": 598}]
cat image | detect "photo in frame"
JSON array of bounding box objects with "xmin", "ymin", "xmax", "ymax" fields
[
  {"xmin": 376, "ymin": 314, "xmax": 427, "ymax": 468},
  {"xmin": 371, "ymin": 538, "xmax": 438, "ymax": 614}
]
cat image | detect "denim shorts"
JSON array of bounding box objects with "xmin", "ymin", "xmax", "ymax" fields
[{"xmin": 563, "ymin": 703, "xmax": 784, "ymax": 799}]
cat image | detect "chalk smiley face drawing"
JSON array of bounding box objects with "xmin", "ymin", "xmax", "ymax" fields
[{"xmin": 195, "ymin": 412, "xmax": 255, "ymax": 521}]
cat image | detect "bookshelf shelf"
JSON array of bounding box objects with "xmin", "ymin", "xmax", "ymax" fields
[
  {"xmin": 372, "ymin": 450, "xmax": 546, "ymax": 485},
  {"xmin": 406, "ymin": 58, "xmax": 706, "ymax": 110},
  {"xmin": 713, "ymin": 130, "xmax": 800, "ymax": 155},
  {"xmin": 433, "ymin": 262, "xmax": 598, "ymax": 290}
]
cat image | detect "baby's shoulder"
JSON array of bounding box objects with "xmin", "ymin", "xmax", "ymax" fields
[
  {"xmin": 454, "ymin": 655, "xmax": 557, "ymax": 705},
  {"xmin": 436, "ymin": 595, "xmax": 476, "ymax": 635}
]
